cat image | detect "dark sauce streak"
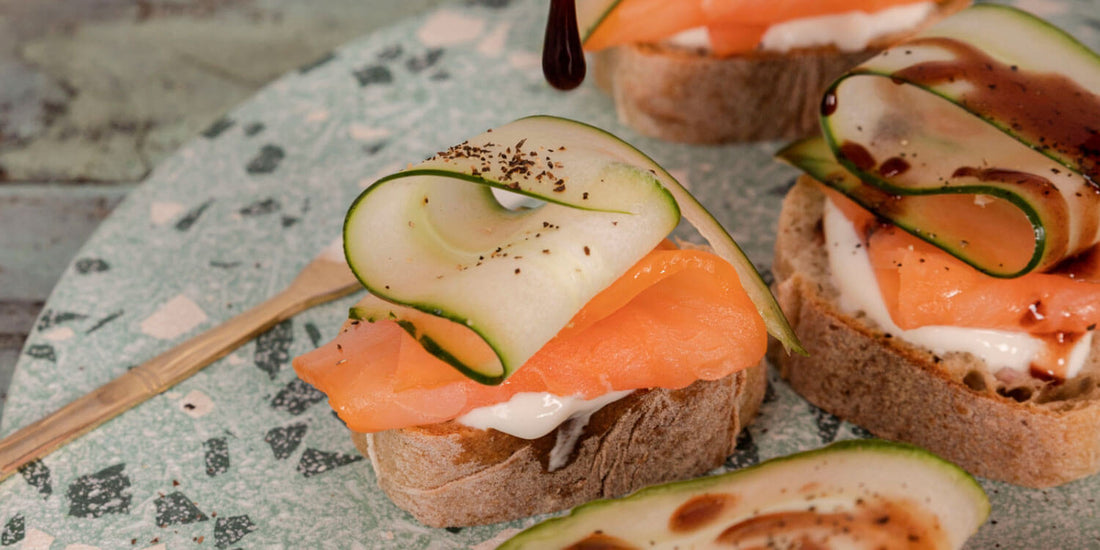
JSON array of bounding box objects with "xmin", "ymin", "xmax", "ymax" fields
[
  {"xmin": 1017, "ymin": 296, "xmax": 1092, "ymax": 383},
  {"xmin": 1019, "ymin": 300, "xmax": 1047, "ymax": 329},
  {"xmin": 1050, "ymin": 243, "xmax": 1100, "ymax": 280},
  {"xmin": 669, "ymin": 494, "xmax": 737, "ymax": 533},
  {"xmin": 879, "ymin": 157, "xmax": 910, "ymax": 178},
  {"xmin": 543, "ymin": 0, "xmax": 586, "ymax": 90},
  {"xmin": 1030, "ymin": 366, "xmax": 1059, "ymax": 382},
  {"xmin": 821, "ymin": 90, "xmax": 838, "ymax": 117},
  {"xmin": 951, "ymin": 166, "xmax": 1054, "ymax": 189},
  {"xmin": 838, "ymin": 141, "xmax": 876, "ymax": 172},
  {"xmin": 897, "ymin": 37, "xmax": 1100, "ymax": 186},
  {"xmin": 564, "ymin": 532, "xmax": 637, "ymax": 550},
  {"xmin": 1030, "ymin": 332, "xmax": 1084, "ymax": 382},
  {"xmin": 714, "ymin": 500, "xmax": 941, "ymax": 548}
]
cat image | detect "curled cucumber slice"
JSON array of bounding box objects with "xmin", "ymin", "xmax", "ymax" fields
[
  {"xmin": 345, "ymin": 115, "xmax": 802, "ymax": 384},
  {"xmin": 789, "ymin": 4, "xmax": 1100, "ymax": 278}
]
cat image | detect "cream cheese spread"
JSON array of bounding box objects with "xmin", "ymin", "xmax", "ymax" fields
[
  {"xmin": 665, "ymin": 2, "xmax": 935, "ymax": 53},
  {"xmin": 456, "ymin": 390, "xmax": 633, "ymax": 439},
  {"xmin": 823, "ymin": 198, "xmax": 1092, "ymax": 378},
  {"xmin": 761, "ymin": 2, "xmax": 936, "ymax": 52}
]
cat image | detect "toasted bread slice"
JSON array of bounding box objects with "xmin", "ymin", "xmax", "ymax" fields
[
  {"xmin": 591, "ymin": 0, "xmax": 969, "ymax": 143},
  {"xmin": 770, "ymin": 178, "xmax": 1100, "ymax": 488},
  {"xmin": 353, "ymin": 361, "xmax": 766, "ymax": 527}
]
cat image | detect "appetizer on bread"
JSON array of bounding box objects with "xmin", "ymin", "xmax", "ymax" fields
[
  {"xmin": 773, "ymin": 5, "xmax": 1100, "ymax": 487},
  {"xmin": 293, "ymin": 116, "xmax": 801, "ymax": 526},
  {"xmin": 557, "ymin": 0, "xmax": 969, "ymax": 143}
]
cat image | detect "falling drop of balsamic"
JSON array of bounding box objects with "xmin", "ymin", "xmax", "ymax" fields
[
  {"xmin": 543, "ymin": 0, "xmax": 586, "ymax": 90},
  {"xmin": 821, "ymin": 90, "xmax": 838, "ymax": 116}
]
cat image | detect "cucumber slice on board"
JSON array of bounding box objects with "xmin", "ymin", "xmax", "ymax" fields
[
  {"xmin": 344, "ymin": 115, "xmax": 803, "ymax": 384},
  {"xmin": 500, "ymin": 440, "xmax": 990, "ymax": 550},
  {"xmin": 798, "ymin": 4, "xmax": 1100, "ymax": 278}
]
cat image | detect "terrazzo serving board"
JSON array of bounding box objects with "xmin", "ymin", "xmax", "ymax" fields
[{"xmin": 3, "ymin": 0, "xmax": 1100, "ymax": 547}]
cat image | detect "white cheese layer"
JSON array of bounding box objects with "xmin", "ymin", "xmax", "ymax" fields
[
  {"xmin": 457, "ymin": 390, "xmax": 633, "ymax": 439},
  {"xmin": 761, "ymin": 2, "xmax": 935, "ymax": 52},
  {"xmin": 665, "ymin": 2, "xmax": 935, "ymax": 53},
  {"xmin": 823, "ymin": 198, "xmax": 1092, "ymax": 378}
]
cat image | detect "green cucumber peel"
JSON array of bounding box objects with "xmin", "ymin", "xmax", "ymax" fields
[
  {"xmin": 501, "ymin": 439, "xmax": 989, "ymax": 550},
  {"xmin": 813, "ymin": 4, "xmax": 1100, "ymax": 278},
  {"xmin": 349, "ymin": 296, "xmax": 501, "ymax": 384}
]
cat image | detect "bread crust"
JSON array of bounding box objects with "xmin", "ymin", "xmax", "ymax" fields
[
  {"xmin": 591, "ymin": 0, "xmax": 968, "ymax": 143},
  {"xmin": 593, "ymin": 45, "xmax": 873, "ymax": 143},
  {"xmin": 353, "ymin": 361, "xmax": 766, "ymax": 527},
  {"xmin": 771, "ymin": 178, "xmax": 1100, "ymax": 488}
]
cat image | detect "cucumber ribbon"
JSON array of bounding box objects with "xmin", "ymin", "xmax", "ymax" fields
[
  {"xmin": 779, "ymin": 4, "xmax": 1100, "ymax": 278},
  {"xmin": 344, "ymin": 116, "xmax": 803, "ymax": 385}
]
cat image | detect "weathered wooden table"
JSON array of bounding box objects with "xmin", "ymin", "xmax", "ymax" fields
[{"xmin": 0, "ymin": 0, "xmax": 448, "ymax": 425}]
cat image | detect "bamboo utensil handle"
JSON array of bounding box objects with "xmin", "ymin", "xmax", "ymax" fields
[{"xmin": 0, "ymin": 248, "xmax": 360, "ymax": 482}]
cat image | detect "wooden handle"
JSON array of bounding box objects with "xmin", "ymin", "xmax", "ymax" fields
[{"xmin": 0, "ymin": 284, "xmax": 332, "ymax": 482}]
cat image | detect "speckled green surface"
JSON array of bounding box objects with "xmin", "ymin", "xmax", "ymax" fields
[{"xmin": 2, "ymin": 0, "xmax": 1100, "ymax": 547}]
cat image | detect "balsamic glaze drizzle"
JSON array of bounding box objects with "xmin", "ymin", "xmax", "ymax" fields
[{"xmin": 543, "ymin": 0, "xmax": 587, "ymax": 90}]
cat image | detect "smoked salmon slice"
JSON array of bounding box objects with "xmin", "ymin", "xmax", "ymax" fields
[
  {"xmin": 826, "ymin": 187, "xmax": 1100, "ymax": 335},
  {"xmin": 293, "ymin": 247, "xmax": 766, "ymax": 434},
  {"xmin": 584, "ymin": 0, "xmax": 928, "ymax": 54}
]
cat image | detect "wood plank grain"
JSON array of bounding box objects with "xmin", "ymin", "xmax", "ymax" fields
[{"xmin": 0, "ymin": 302, "xmax": 42, "ymax": 421}]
